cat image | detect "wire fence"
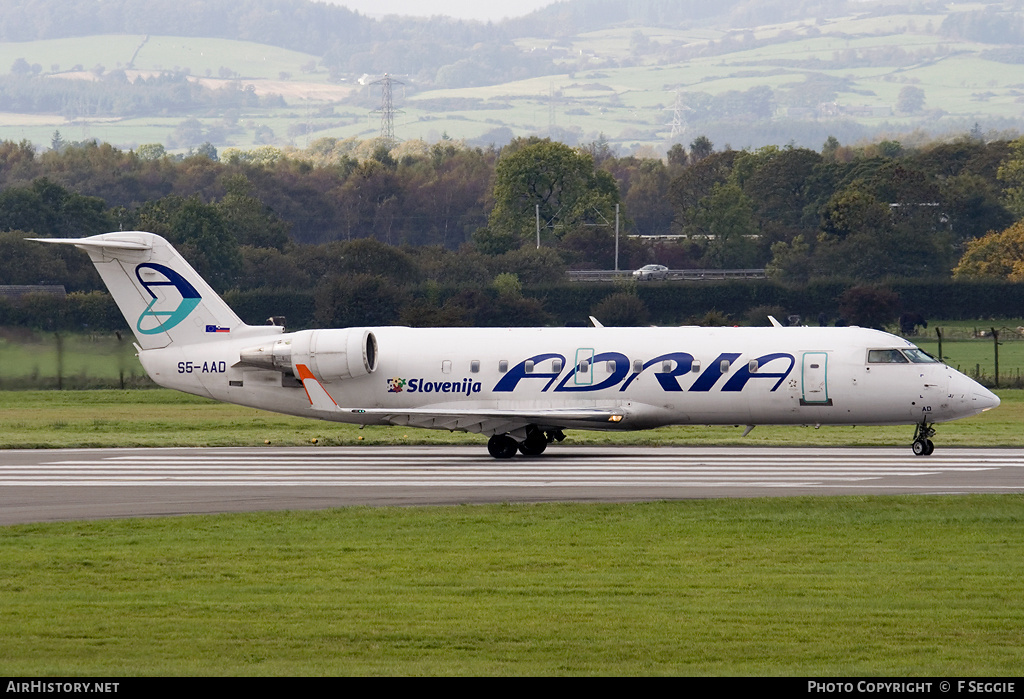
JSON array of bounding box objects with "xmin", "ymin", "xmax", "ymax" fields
[
  {"xmin": 0, "ymin": 329, "xmax": 153, "ymax": 390},
  {"xmin": 909, "ymin": 325, "xmax": 1024, "ymax": 389},
  {"xmin": 1, "ymin": 325, "xmax": 1020, "ymax": 390}
]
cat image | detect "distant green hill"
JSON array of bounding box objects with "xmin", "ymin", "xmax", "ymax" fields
[{"xmin": 0, "ymin": 1, "xmax": 1021, "ymax": 154}]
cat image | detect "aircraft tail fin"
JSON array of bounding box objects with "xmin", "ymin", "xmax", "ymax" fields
[{"xmin": 32, "ymin": 231, "xmax": 255, "ymax": 350}]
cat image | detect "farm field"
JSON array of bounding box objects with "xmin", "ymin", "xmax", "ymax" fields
[
  {"xmin": 0, "ymin": 35, "xmax": 326, "ymax": 83},
  {"xmin": 3, "ymin": 6, "xmax": 1024, "ymax": 153}
]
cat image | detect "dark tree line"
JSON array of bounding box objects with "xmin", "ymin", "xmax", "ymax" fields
[{"xmin": 0, "ymin": 130, "xmax": 1020, "ymax": 334}]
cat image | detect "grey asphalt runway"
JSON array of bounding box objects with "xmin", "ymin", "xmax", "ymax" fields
[{"xmin": 2, "ymin": 445, "xmax": 1023, "ymax": 524}]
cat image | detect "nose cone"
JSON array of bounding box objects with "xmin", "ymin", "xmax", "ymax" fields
[
  {"xmin": 948, "ymin": 372, "xmax": 999, "ymax": 418},
  {"xmin": 973, "ymin": 385, "xmax": 1000, "ymax": 412}
]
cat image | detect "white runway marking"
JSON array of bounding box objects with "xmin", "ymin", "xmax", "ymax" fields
[{"xmin": 2, "ymin": 448, "xmax": 1021, "ymax": 489}]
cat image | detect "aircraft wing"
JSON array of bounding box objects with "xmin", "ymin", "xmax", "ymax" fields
[
  {"xmin": 293, "ymin": 365, "xmax": 626, "ymax": 434},
  {"xmin": 348, "ymin": 407, "xmax": 625, "ymax": 436}
]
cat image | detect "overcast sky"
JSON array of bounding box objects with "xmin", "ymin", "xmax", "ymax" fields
[{"xmin": 323, "ymin": 0, "xmax": 557, "ymax": 22}]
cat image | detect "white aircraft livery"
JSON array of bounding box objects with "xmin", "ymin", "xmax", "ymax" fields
[{"xmin": 35, "ymin": 232, "xmax": 999, "ymax": 458}]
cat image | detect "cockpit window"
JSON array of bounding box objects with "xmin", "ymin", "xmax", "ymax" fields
[
  {"xmin": 867, "ymin": 349, "xmax": 910, "ymax": 363},
  {"xmin": 903, "ymin": 348, "xmax": 939, "ymax": 363}
]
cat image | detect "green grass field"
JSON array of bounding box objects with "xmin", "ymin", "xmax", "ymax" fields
[
  {"xmin": 0, "ymin": 321, "xmax": 1021, "ymax": 448},
  {"xmin": 0, "ymin": 35, "xmax": 322, "ymax": 83},
  {"xmin": 1, "ymin": 496, "xmax": 1022, "ymax": 675},
  {"xmin": 0, "ymin": 330, "xmax": 148, "ymax": 390},
  {"xmin": 909, "ymin": 320, "xmax": 1024, "ymax": 386},
  {"xmin": 0, "ymin": 385, "xmax": 1015, "ymax": 449},
  {"xmin": 0, "ymin": 366, "xmax": 1020, "ymax": 674}
]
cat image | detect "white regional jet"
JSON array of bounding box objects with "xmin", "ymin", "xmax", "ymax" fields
[{"xmin": 35, "ymin": 232, "xmax": 999, "ymax": 458}]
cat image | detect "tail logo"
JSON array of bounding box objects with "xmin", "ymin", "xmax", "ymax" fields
[{"xmin": 134, "ymin": 263, "xmax": 202, "ymax": 335}]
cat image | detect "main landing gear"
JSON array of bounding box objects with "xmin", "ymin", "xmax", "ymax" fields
[
  {"xmin": 487, "ymin": 434, "xmax": 519, "ymax": 459},
  {"xmin": 487, "ymin": 426, "xmax": 565, "ymax": 459},
  {"xmin": 912, "ymin": 420, "xmax": 936, "ymax": 456}
]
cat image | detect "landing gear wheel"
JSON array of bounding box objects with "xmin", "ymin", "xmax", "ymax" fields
[
  {"xmin": 487, "ymin": 434, "xmax": 519, "ymax": 459},
  {"xmin": 911, "ymin": 422, "xmax": 936, "ymax": 456},
  {"xmin": 518, "ymin": 428, "xmax": 548, "ymax": 456}
]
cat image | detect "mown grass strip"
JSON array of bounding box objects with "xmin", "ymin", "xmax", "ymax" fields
[
  {"xmin": 0, "ymin": 389, "xmax": 1017, "ymax": 449},
  {"xmin": 1, "ymin": 497, "xmax": 1022, "ymax": 675}
]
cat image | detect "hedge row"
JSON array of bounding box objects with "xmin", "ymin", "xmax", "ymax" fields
[
  {"xmin": 4, "ymin": 279, "xmax": 1024, "ymax": 332},
  {"xmin": 530, "ymin": 280, "xmax": 1024, "ymax": 325}
]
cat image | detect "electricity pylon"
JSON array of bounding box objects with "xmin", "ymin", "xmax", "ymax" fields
[{"xmin": 370, "ymin": 73, "xmax": 404, "ymax": 145}]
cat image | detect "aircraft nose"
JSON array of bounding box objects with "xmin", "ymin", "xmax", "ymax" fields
[
  {"xmin": 973, "ymin": 385, "xmax": 1000, "ymax": 412},
  {"xmin": 948, "ymin": 373, "xmax": 999, "ymax": 417}
]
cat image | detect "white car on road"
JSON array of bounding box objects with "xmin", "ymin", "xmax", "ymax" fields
[{"xmin": 633, "ymin": 264, "xmax": 669, "ymax": 280}]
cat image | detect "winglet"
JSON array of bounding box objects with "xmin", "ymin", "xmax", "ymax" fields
[
  {"xmin": 768, "ymin": 315, "xmax": 783, "ymax": 328},
  {"xmin": 589, "ymin": 316, "xmax": 604, "ymax": 328},
  {"xmin": 295, "ymin": 364, "xmax": 339, "ymax": 411}
]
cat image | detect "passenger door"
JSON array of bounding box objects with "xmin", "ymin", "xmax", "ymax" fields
[{"xmin": 800, "ymin": 351, "xmax": 832, "ymax": 406}]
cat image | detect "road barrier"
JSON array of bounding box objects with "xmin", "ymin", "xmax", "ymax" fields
[{"xmin": 567, "ymin": 269, "xmax": 767, "ymax": 282}]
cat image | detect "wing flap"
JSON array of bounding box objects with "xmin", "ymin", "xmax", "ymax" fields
[{"xmin": 351, "ymin": 407, "xmax": 625, "ymax": 436}]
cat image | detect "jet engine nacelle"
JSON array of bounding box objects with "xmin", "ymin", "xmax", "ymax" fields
[{"xmin": 239, "ymin": 328, "xmax": 378, "ymax": 382}]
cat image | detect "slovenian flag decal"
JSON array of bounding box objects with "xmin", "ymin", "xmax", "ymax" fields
[{"xmin": 206, "ymin": 325, "xmax": 231, "ymax": 333}]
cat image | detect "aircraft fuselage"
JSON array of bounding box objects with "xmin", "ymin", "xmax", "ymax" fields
[
  {"xmin": 141, "ymin": 325, "xmax": 991, "ymax": 432},
  {"xmin": 34, "ymin": 231, "xmax": 998, "ymax": 458}
]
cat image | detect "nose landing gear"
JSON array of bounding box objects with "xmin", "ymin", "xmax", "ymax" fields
[{"xmin": 912, "ymin": 421, "xmax": 935, "ymax": 456}]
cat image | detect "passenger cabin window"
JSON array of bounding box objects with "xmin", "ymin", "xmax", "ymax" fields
[
  {"xmin": 552, "ymin": 358, "xmax": 563, "ymax": 372},
  {"xmin": 498, "ymin": 360, "xmax": 508, "ymax": 373},
  {"xmin": 868, "ymin": 349, "xmax": 910, "ymax": 364},
  {"xmin": 470, "ymin": 360, "xmax": 480, "ymax": 373},
  {"xmin": 633, "ymin": 359, "xmax": 643, "ymax": 373},
  {"xmin": 578, "ymin": 360, "xmax": 589, "ymax": 373},
  {"xmin": 525, "ymin": 360, "xmax": 535, "ymax": 373},
  {"xmin": 606, "ymin": 360, "xmax": 616, "ymax": 373}
]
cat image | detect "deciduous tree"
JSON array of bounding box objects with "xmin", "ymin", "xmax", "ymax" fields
[
  {"xmin": 953, "ymin": 220, "xmax": 1024, "ymax": 280},
  {"xmin": 489, "ymin": 138, "xmax": 619, "ymax": 246}
]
